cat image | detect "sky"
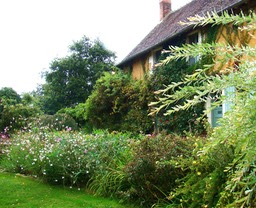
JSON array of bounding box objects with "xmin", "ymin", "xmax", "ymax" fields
[{"xmin": 0, "ymin": 0, "xmax": 192, "ymax": 94}]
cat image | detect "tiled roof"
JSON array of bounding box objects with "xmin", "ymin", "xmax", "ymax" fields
[{"xmin": 118, "ymin": 0, "xmax": 246, "ymax": 67}]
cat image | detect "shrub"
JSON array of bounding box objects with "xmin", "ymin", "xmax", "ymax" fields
[
  {"xmin": 85, "ymin": 71, "xmax": 153, "ymax": 133},
  {"xmin": 163, "ymin": 137, "xmax": 234, "ymax": 208},
  {"xmin": 57, "ymin": 103, "xmax": 87, "ymax": 127},
  {"xmin": 87, "ymin": 131, "xmax": 138, "ymax": 198},
  {"xmin": 0, "ymin": 103, "xmax": 41, "ymax": 132},
  {"xmin": 124, "ymin": 133, "xmax": 200, "ymax": 207}
]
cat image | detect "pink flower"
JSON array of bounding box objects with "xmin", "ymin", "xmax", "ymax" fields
[
  {"xmin": 56, "ymin": 138, "xmax": 62, "ymax": 142},
  {"xmin": 4, "ymin": 127, "xmax": 9, "ymax": 133},
  {"xmin": 84, "ymin": 149, "xmax": 88, "ymax": 154},
  {"xmin": 66, "ymin": 127, "xmax": 72, "ymax": 131}
]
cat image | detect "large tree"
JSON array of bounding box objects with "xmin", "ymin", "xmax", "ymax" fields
[
  {"xmin": 41, "ymin": 36, "xmax": 116, "ymax": 114},
  {"xmin": 0, "ymin": 87, "xmax": 21, "ymax": 104}
]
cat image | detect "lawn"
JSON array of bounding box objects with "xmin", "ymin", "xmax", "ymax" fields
[{"xmin": 0, "ymin": 172, "xmax": 136, "ymax": 208}]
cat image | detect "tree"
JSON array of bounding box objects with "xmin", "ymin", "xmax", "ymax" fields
[
  {"xmin": 150, "ymin": 11, "xmax": 256, "ymax": 207},
  {"xmin": 41, "ymin": 36, "xmax": 116, "ymax": 114},
  {"xmin": 0, "ymin": 87, "xmax": 21, "ymax": 105},
  {"xmin": 0, "ymin": 89, "xmax": 42, "ymax": 132},
  {"xmin": 0, "ymin": 87, "xmax": 21, "ymax": 131}
]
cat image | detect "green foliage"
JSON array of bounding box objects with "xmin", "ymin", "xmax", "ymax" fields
[
  {"xmin": 1, "ymin": 11, "xmax": 256, "ymax": 208},
  {"xmin": 87, "ymin": 131, "xmax": 138, "ymax": 198},
  {"xmin": 21, "ymin": 92, "xmax": 36, "ymax": 105},
  {"xmin": 85, "ymin": 71, "xmax": 153, "ymax": 133},
  {"xmin": 0, "ymin": 87, "xmax": 21, "ymax": 131},
  {"xmin": 40, "ymin": 36, "xmax": 116, "ymax": 114},
  {"xmin": 150, "ymin": 11, "xmax": 256, "ymax": 208},
  {"xmin": 0, "ymin": 103, "xmax": 41, "ymax": 132},
  {"xmin": 0, "ymin": 129, "xmax": 134, "ymax": 190},
  {"xmin": 163, "ymin": 97, "xmax": 256, "ymax": 208},
  {"xmin": 124, "ymin": 133, "xmax": 200, "ymax": 207},
  {"xmin": 214, "ymin": 98, "xmax": 256, "ymax": 207},
  {"xmin": 149, "ymin": 59, "xmax": 205, "ymax": 134},
  {"xmin": 181, "ymin": 10, "xmax": 256, "ymax": 28},
  {"xmin": 147, "ymin": 22, "xmax": 218, "ymax": 135},
  {"xmin": 0, "ymin": 89, "xmax": 43, "ymax": 133},
  {"xmin": 34, "ymin": 113, "xmax": 78, "ymax": 131},
  {"xmin": 0, "ymin": 87, "xmax": 21, "ymax": 105},
  {"xmin": 57, "ymin": 103, "xmax": 87, "ymax": 127},
  {"xmin": 150, "ymin": 14, "xmax": 256, "ymax": 115},
  {"xmin": 164, "ymin": 138, "xmax": 234, "ymax": 208}
]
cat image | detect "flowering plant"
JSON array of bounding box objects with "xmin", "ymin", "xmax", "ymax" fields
[{"xmin": 0, "ymin": 128, "xmax": 133, "ymax": 189}]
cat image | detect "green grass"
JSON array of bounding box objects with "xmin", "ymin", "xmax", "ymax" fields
[{"xmin": 0, "ymin": 172, "xmax": 135, "ymax": 208}]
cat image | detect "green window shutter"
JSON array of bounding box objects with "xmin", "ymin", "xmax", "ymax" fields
[{"xmin": 211, "ymin": 104, "xmax": 223, "ymax": 127}]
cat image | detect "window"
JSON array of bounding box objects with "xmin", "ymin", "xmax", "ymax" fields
[
  {"xmin": 207, "ymin": 87, "xmax": 236, "ymax": 127},
  {"xmin": 153, "ymin": 50, "xmax": 162, "ymax": 65},
  {"xmin": 149, "ymin": 49, "xmax": 162, "ymax": 75},
  {"xmin": 187, "ymin": 31, "xmax": 202, "ymax": 65},
  {"xmin": 208, "ymin": 93, "xmax": 223, "ymax": 127}
]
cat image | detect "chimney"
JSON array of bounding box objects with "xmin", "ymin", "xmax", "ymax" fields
[{"xmin": 160, "ymin": 0, "xmax": 171, "ymax": 21}]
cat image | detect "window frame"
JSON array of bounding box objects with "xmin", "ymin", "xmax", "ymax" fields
[{"xmin": 186, "ymin": 30, "xmax": 203, "ymax": 65}]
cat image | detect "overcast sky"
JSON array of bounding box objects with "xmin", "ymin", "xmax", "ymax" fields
[{"xmin": 0, "ymin": 0, "xmax": 192, "ymax": 94}]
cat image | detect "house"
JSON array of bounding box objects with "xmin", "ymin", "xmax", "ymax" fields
[{"xmin": 117, "ymin": 0, "xmax": 256, "ymax": 127}]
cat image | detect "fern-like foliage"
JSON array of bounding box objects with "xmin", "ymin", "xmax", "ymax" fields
[{"xmin": 151, "ymin": 10, "xmax": 256, "ymax": 208}]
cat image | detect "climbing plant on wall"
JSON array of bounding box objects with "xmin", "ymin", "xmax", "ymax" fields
[
  {"xmin": 148, "ymin": 25, "xmax": 219, "ymax": 135},
  {"xmin": 149, "ymin": 58, "xmax": 205, "ymax": 134}
]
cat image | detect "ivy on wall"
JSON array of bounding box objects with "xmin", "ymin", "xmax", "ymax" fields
[
  {"xmin": 149, "ymin": 59, "xmax": 206, "ymax": 135},
  {"xmin": 148, "ymin": 25, "xmax": 220, "ymax": 135}
]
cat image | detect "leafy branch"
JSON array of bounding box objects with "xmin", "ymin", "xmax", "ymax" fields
[
  {"xmin": 150, "ymin": 11, "xmax": 256, "ymax": 117},
  {"xmin": 180, "ymin": 10, "xmax": 256, "ymax": 28}
]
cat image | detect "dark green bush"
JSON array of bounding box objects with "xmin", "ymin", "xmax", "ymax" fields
[
  {"xmin": 85, "ymin": 71, "xmax": 153, "ymax": 133},
  {"xmin": 124, "ymin": 133, "xmax": 200, "ymax": 207},
  {"xmin": 0, "ymin": 87, "xmax": 21, "ymax": 105}
]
